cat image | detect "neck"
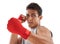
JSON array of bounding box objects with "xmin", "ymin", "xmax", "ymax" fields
[{"xmin": 36, "ymin": 25, "xmax": 41, "ymax": 30}]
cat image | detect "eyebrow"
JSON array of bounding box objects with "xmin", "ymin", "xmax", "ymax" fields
[{"xmin": 26, "ymin": 13, "xmax": 36, "ymax": 15}]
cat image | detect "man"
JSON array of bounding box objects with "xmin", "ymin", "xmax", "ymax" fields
[{"xmin": 8, "ymin": 3, "xmax": 53, "ymax": 44}]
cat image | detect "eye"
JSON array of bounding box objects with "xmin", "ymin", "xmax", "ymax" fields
[
  {"xmin": 26, "ymin": 14, "xmax": 30, "ymax": 18},
  {"xmin": 31, "ymin": 14, "xmax": 36, "ymax": 17}
]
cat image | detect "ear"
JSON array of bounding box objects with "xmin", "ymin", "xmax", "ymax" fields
[{"xmin": 39, "ymin": 16, "xmax": 43, "ymax": 20}]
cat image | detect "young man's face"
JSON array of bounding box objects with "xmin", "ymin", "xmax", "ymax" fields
[{"xmin": 26, "ymin": 9, "xmax": 42, "ymax": 28}]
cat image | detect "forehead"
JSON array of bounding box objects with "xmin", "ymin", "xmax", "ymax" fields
[{"xmin": 26, "ymin": 9, "xmax": 38, "ymax": 14}]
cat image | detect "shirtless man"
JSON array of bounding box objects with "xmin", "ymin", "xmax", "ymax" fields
[{"xmin": 8, "ymin": 3, "xmax": 53, "ymax": 44}]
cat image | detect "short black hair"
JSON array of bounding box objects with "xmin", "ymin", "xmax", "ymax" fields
[{"xmin": 26, "ymin": 2, "xmax": 42, "ymax": 16}]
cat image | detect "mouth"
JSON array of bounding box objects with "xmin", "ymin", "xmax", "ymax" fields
[{"xmin": 28, "ymin": 22, "xmax": 33, "ymax": 24}]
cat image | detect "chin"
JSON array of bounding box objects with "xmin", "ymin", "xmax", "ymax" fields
[{"xmin": 29, "ymin": 25, "xmax": 37, "ymax": 29}]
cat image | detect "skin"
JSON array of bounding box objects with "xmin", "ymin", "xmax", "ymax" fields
[{"xmin": 9, "ymin": 9, "xmax": 53, "ymax": 44}]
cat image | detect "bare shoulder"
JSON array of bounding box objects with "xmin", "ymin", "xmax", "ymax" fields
[{"xmin": 37, "ymin": 26, "xmax": 52, "ymax": 38}]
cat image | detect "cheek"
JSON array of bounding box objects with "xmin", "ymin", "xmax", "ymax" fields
[
  {"xmin": 33, "ymin": 20, "xmax": 38, "ymax": 25},
  {"xmin": 33, "ymin": 18, "xmax": 39, "ymax": 25}
]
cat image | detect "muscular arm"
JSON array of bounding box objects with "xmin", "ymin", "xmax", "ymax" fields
[
  {"xmin": 28, "ymin": 33, "xmax": 53, "ymax": 44},
  {"xmin": 9, "ymin": 33, "xmax": 22, "ymax": 44},
  {"xmin": 27, "ymin": 27, "xmax": 53, "ymax": 44}
]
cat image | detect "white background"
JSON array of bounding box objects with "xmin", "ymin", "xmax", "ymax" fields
[{"xmin": 0, "ymin": 0, "xmax": 60, "ymax": 44}]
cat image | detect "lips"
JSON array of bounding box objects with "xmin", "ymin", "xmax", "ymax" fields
[{"xmin": 28, "ymin": 22, "xmax": 33, "ymax": 24}]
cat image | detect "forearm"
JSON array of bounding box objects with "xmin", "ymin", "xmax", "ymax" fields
[
  {"xmin": 10, "ymin": 33, "xmax": 18, "ymax": 44},
  {"xmin": 17, "ymin": 37, "xmax": 22, "ymax": 44},
  {"xmin": 27, "ymin": 32, "xmax": 53, "ymax": 44}
]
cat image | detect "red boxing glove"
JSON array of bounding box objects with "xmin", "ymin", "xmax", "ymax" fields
[
  {"xmin": 18, "ymin": 14, "xmax": 23, "ymax": 20},
  {"xmin": 18, "ymin": 14, "xmax": 26, "ymax": 23},
  {"xmin": 7, "ymin": 17, "xmax": 31, "ymax": 39}
]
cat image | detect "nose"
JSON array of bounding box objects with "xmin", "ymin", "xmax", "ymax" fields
[{"xmin": 27, "ymin": 16, "xmax": 33, "ymax": 22}]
